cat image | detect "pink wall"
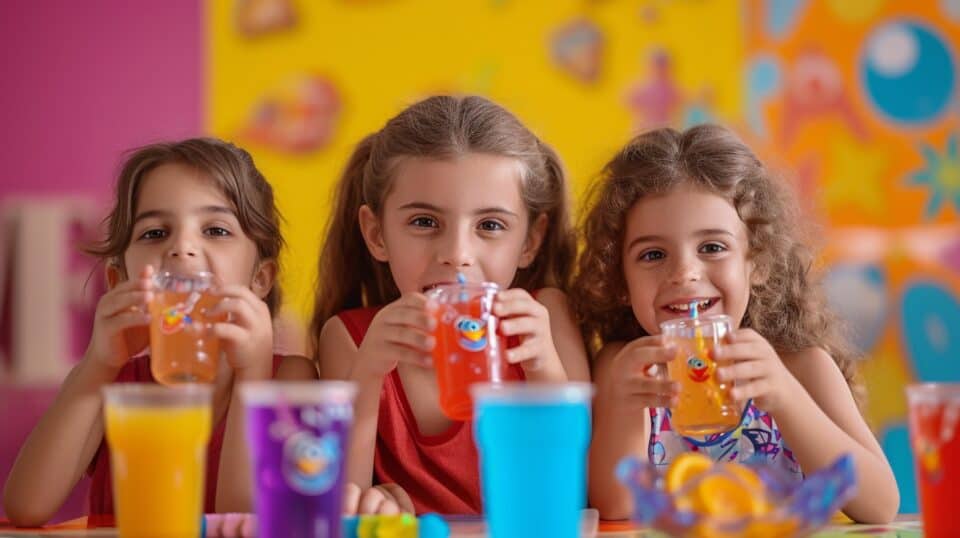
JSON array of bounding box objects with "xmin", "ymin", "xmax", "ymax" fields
[
  {"xmin": 0, "ymin": 1, "xmax": 202, "ymax": 524},
  {"xmin": 0, "ymin": 1, "xmax": 202, "ymax": 198}
]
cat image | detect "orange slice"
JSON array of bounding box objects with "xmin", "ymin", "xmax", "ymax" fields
[
  {"xmin": 693, "ymin": 474, "xmax": 758, "ymax": 519},
  {"xmin": 666, "ymin": 452, "xmax": 713, "ymax": 493}
]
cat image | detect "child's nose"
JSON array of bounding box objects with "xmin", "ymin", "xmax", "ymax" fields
[
  {"xmin": 668, "ymin": 258, "xmax": 702, "ymax": 284},
  {"xmin": 166, "ymin": 235, "xmax": 198, "ymax": 259},
  {"xmin": 438, "ymin": 233, "xmax": 474, "ymax": 267}
]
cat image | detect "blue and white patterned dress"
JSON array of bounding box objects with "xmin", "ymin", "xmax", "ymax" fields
[{"xmin": 648, "ymin": 399, "xmax": 804, "ymax": 482}]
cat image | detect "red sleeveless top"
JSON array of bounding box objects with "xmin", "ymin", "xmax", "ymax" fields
[
  {"xmin": 337, "ymin": 307, "xmax": 525, "ymax": 515},
  {"xmin": 86, "ymin": 354, "xmax": 283, "ymax": 516}
]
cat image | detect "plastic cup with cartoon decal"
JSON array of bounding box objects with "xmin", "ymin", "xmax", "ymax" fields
[
  {"xmin": 473, "ymin": 383, "xmax": 594, "ymax": 538},
  {"xmin": 242, "ymin": 381, "xmax": 356, "ymax": 538},
  {"xmin": 427, "ymin": 281, "xmax": 522, "ymax": 421},
  {"xmin": 660, "ymin": 314, "xmax": 739, "ymax": 436},
  {"xmin": 907, "ymin": 383, "xmax": 960, "ymax": 537},
  {"xmin": 148, "ymin": 271, "xmax": 221, "ymax": 385},
  {"xmin": 103, "ymin": 383, "xmax": 212, "ymax": 538}
]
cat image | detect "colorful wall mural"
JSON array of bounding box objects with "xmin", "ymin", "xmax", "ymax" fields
[{"xmin": 209, "ymin": 0, "xmax": 958, "ymax": 512}]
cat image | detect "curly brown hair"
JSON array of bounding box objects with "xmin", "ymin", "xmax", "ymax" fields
[
  {"xmin": 309, "ymin": 95, "xmax": 576, "ymax": 356},
  {"xmin": 571, "ymin": 124, "xmax": 862, "ymax": 401}
]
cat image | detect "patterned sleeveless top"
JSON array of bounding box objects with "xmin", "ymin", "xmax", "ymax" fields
[{"xmin": 648, "ymin": 400, "xmax": 804, "ymax": 481}]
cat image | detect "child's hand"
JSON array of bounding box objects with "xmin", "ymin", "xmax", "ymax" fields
[
  {"xmin": 606, "ymin": 336, "xmax": 679, "ymax": 412},
  {"xmin": 493, "ymin": 289, "xmax": 559, "ymax": 372},
  {"xmin": 343, "ymin": 482, "xmax": 416, "ymax": 515},
  {"xmin": 85, "ymin": 265, "xmax": 153, "ymax": 369},
  {"xmin": 715, "ymin": 328, "xmax": 802, "ymax": 415},
  {"xmin": 204, "ymin": 513, "xmax": 256, "ymax": 538},
  {"xmin": 210, "ymin": 285, "xmax": 274, "ymax": 380},
  {"xmin": 355, "ymin": 293, "xmax": 436, "ymax": 381}
]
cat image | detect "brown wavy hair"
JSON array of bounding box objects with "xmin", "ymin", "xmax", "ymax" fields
[
  {"xmin": 571, "ymin": 125, "xmax": 862, "ymax": 401},
  {"xmin": 310, "ymin": 95, "xmax": 576, "ymax": 355},
  {"xmin": 86, "ymin": 137, "xmax": 284, "ymax": 315}
]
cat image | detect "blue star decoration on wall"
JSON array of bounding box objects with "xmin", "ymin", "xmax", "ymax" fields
[{"xmin": 909, "ymin": 133, "xmax": 960, "ymax": 219}]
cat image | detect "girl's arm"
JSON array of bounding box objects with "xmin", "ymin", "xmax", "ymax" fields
[
  {"xmin": 3, "ymin": 269, "xmax": 152, "ymax": 526},
  {"xmin": 316, "ymin": 317, "xmax": 383, "ymax": 490},
  {"xmin": 2, "ymin": 358, "xmax": 121, "ymax": 526},
  {"xmin": 535, "ymin": 288, "xmax": 590, "ymax": 382},
  {"xmin": 588, "ymin": 339, "xmax": 676, "ymax": 520},
  {"xmin": 774, "ymin": 347, "xmax": 899, "ymax": 523},
  {"xmin": 215, "ymin": 355, "xmax": 318, "ymax": 513}
]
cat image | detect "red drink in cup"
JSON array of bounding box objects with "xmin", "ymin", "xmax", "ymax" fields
[
  {"xmin": 428, "ymin": 282, "xmax": 522, "ymax": 421},
  {"xmin": 907, "ymin": 383, "xmax": 960, "ymax": 537}
]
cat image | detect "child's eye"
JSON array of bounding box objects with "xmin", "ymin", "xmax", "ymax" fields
[
  {"xmin": 138, "ymin": 228, "xmax": 167, "ymax": 240},
  {"xmin": 410, "ymin": 216, "xmax": 439, "ymax": 228},
  {"xmin": 638, "ymin": 249, "xmax": 665, "ymax": 262},
  {"xmin": 478, "ymin": 220, "xmax": 505, "ymax": 232},
  {"xmin": 204, "ymin": 226, "xmax": 231, "ymax": 237},
  {"xmin": 700, "ymin": 242, "xmax": 727, "ymax": 254}
]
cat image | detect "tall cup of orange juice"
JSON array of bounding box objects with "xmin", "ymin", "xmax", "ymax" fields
[
  {"xmin": 659, "ymin": 314, "xmax": 739, "ymax": 436},
  {"xmin": 102, "ymin": 383, "xmax": 212, "ymax": 538},
  {"xmin": 427, "ymin": 282, "xmax": 522, "ymax": 421},
  {"xmin": 148, "ymin": 271, "xmax": 220, "ymax": 385}
]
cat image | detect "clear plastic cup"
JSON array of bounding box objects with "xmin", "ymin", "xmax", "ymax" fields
[
  {"xmin": 660, "ymin": 315, "xmax": 739, "ymax": 435},
  {"xmin": 428, "ymin": 282, "xmax": 521, "ymax": 420},
  {"xmin": 149, "ymin": 270, "xmax": 220, "ymax": 385}
]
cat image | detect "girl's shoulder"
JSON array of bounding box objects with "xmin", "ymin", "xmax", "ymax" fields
[{"xmin": 779, "ymin": 346, "xmax": 839, "ymax": 384}]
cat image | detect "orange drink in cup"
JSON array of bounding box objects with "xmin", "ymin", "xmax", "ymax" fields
[
  {"xmin": 148, "ymin": 271, "xmax": 220, "ymax": 385},
  {"xmin": 660, "ymin": 312, "xmax": 739, "ymax": 436},
  {"xmin": 103, "ymin": 384, "xmax": 212, "ymax": 538}
]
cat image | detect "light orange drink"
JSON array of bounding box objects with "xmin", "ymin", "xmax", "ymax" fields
[
  {"xmin": 149, "ymin": 271, "xmax": 220, "ymax": 385},
  {"xmin": 102, "ymin": 384, "xmax": 212, "ymax": 538},
  {"xmin": 660, "ymin": 314, "xmax": 739, "ymax": 435}
]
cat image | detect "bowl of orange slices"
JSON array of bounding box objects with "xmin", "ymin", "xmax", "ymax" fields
[{"xmin": 616, "ymin": 452, "xmax": 856, "ymax": 538}]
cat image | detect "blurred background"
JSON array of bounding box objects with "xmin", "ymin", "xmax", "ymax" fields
[{"xmin": 1, "ymin": 0, "xmax": 957, "ymax": 521}]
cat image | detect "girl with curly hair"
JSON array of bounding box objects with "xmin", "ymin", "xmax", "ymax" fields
[{"xmin": 572, "ymin": 125, "xmax": 898, "ymax": 523}]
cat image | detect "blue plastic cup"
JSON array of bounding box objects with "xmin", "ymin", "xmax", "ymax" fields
[{"xmin": 473, "ymin": 382, "xmax": 594, "ymax": 538}]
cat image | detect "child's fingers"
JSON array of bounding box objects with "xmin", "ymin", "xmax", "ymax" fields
[
  {"xmin": 714, "ymin": 342, "xmax": 764, "ymax": 363},
  {"xmin": 212, "ymin": 322, "xmax": 248, "ymax": 344},
  {"xmin": 104, "ymin": 310, "xmax": 152, "ymax": 332},
  {"xmin": 730, "ymin": 378, "xmax": 768, "ymax": 402},
  {"xmin": 622, "ymin": 345, "xmax": 675, "ymax": 368},
  {"xmin": 716, "ymin": 359, "xmax": 765, "ymax": 383},
  {"xmin": 376, "ymin": 483, "xmax": 415, "ymax": 514},
  {"xmin": 498, "ymin": 316, "xmax": 541, "ymax": 338},
  {"xmin": 623, "ymin": 376, "xmax": 678, "ymax": 396},
  {"xmin": 357, "ymin": 487, "xmax": 393, "ymax": 515},
  {"xmin": 342, "ymin": 483, "xmax": 361, "ymax": 516},
  {"xmin": 382, "ymin": 324, "xmax": 435, "ymax": 353},
  {"xmin": 100, "ymin": 290, "xmax": 153, "ymax": 318},
  {"xmin": 382, "ymin": 304, "xmax": 436, "ymax": 332},
  {"xmin": 209, "ymin": 296, "xmax": 266, "ymax": 327},
  {"xmin": 493, "ymin": 291, "xmax": 541, "ymax": 318},
  {"xmin": 504, "ymin": 339, "xmax": 542, "ymax": 364}
]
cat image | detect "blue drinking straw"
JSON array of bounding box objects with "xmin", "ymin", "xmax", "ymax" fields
[
  {"xmin": 689, "ymin": 300, "xmax": 699, "ymax": 320},
  {"xmin": 456, "ymin": 272, "xmax": 468, "ymax": 302}
]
